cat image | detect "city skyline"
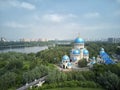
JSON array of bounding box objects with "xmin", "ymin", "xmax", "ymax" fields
[{"xmin": 0, "ymin": 0, "xmax": 120, "ymax": 40}]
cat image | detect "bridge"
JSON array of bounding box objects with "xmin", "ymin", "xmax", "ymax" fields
[{"xmin": 16, "ymin": 75, "xmax": 47, "ymax": 90}]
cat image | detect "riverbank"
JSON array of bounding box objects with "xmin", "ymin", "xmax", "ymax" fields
[
  {"xmin": 0, "ymin": 46, "xmax": 48, "ymax": 53},
  {"xmin": 0, "ymin": 41, "xmax": 54, "ymax": 50}
]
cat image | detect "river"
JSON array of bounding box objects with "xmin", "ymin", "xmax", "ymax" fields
[{"xmin": 0, "ymin": 46, "xmax": 48, "ymax": 53}]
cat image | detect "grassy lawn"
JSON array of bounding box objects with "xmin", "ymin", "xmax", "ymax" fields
[{"xmin": 46, "ymin": 87, "xmax": 104, "ymax": 90}]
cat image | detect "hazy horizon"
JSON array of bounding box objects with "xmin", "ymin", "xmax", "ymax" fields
[{"xmin": 0, "ymin": 0, "xmax": 120, "ymax": 41}]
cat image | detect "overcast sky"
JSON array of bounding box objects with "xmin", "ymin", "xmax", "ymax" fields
[{"xmin": 0, "ymin": 0, "xmax": 120, "ymax": 40}]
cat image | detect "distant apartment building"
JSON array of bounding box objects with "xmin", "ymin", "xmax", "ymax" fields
[
  {"xmin": 38, "ymin": 38, "xmax": 48, "ymax": 42},
  {"xmin": 0, "ymin": 37, "xmax": 7, "ymax": 42},
  {"xmin": 108, "ymin": 38, "xmax": 120, "ymax": 43},
  {"xmin": 20, "ymin": 38, "xmax": 31, "ymax": 42},
  {"xmin": 20, "ymin": 38, "xmax": 48, "ymax": 42}
]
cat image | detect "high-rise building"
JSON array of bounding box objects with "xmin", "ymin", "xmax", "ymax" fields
[{"xmin": 108, "ymin": 38, "xmax": 120, "ymax": 43}]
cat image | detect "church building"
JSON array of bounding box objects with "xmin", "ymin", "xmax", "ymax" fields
[{"xmin": 62, "ymin": 36, "xmax": 89, "ymax": 69}]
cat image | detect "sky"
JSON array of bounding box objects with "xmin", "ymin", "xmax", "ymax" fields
[{"xmin": 0, "ymin": 0, "xmax": 120, "ymax": 40}]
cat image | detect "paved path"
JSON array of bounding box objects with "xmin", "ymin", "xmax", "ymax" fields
[
  {"xmin": 55, "ymin": 65, "xmax": 89, "ymax": 72},
  {"xmin": 16, "ymin": 75, "xmax": 47, "ymax": 90}
]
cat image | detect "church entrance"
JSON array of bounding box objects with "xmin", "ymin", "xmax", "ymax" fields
[{"xmin": 63, "ymin": 65, "xmax": 65, "ymax": 69}]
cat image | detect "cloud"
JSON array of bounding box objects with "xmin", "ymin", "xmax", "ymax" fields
[
  {"xmin": 67, "ymin": 14, "xmax": 77, "ymax": 18},
  {"xmin": 81, "ymin": 23, "xmax": 120, "ymax": 31},
  {"xmin": 42, "ymin": 13, "xmax": 77, "ymax": 23},
  {"xmin": 83, "ymin": 12, "xmax": 100, "ymax": 18},
  {"xmin": 0, "ymin": 0, "xmax": 36, "ymax": 10},
  {"xmin": 19, "ymin": 2, "xmax": 36, "ymax": 10},
  {"xmin": 2, "ymin": 20, "xmax": 120, "ymax": 40},
  {"xmin": 43, "ymin": 14, "xmax": 63, "ymax": 22},
  {"xmin": 4, "ymin": 21, "xmax": 28, "ymax": 28}
]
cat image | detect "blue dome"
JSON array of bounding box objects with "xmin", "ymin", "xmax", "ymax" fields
[
  {"xmin": 73, "ymin": 49, "xmax": 80, "ymax": 54},
  {"xmin": 83, "ymin": 49, "xmax": 89, "ymax": 55},
  {"xmin": 100, "ymin": 50, "xmax": 105, "ymax": 54},
  {"xmin": 101, "ymin": 48, "xmax": 104, "ymax": 51},
  {"xmin": 67, "ymin": 62, "xmax": 72, "ymax": 66},
  {"xmin": 92, "ymin": 57, "xmax": 95, "ymax": 60},
  {"xmin": 62, "ymin": 55, "xmax": 70, "ymax": 61},
  {"xmin": 100, "ymin": 48, "xmax": 105, "ymax": 54},
  {"xmin": 72, "ymin": 57, "xmax": 77, "ymax": 61},
  {"xmin": 74, "ymin": 37, "xmax": 84, "ymax": 43},
  {"xmin": 91, "ymin": 61, "xmax": 96, "ymax": 65}
]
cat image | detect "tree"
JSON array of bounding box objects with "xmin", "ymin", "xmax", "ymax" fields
[
  {"xmin": 97, "ymin": 71, "xmax": 120, "ymax": 90},
  {"xmin": 0, "ymin": 72, "xmax": 17, "ymax": 90},
  {"xmin": 5, "ymin": 59, "xmax": 23, "ymax": 70},
  {"xmin": 78, "ymin": 59, "xmax": 87, "ymax": 67},
  {"xmin": 116, "ymin": 47, "xmax": 120, "ymax": 55}
]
